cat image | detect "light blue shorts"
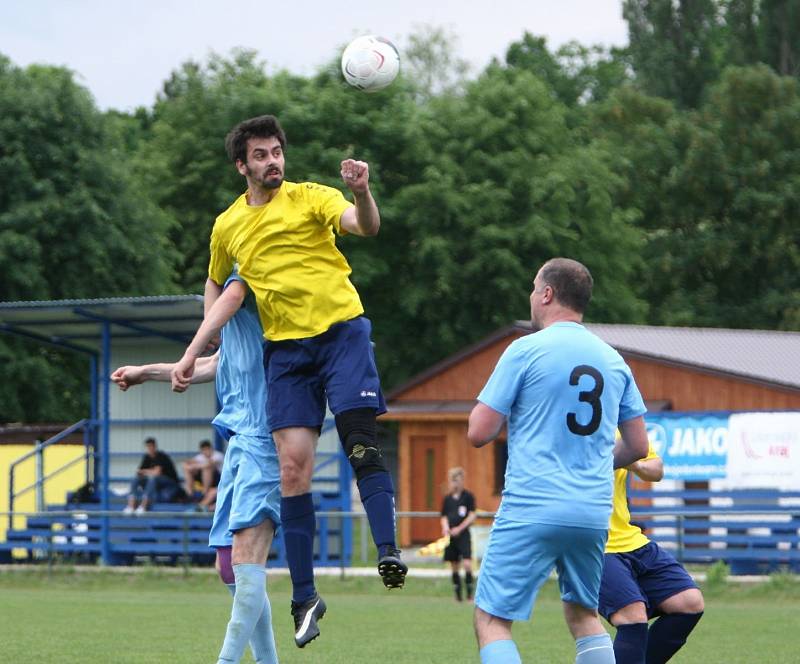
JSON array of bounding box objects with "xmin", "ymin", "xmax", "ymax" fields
[
  {"xmin": 475, "ymin": 517, "xmax": 607, "ymax": 621},
  {"xmin": 208, "ymin": 433, "xmax": 281, "ymax": 548}
]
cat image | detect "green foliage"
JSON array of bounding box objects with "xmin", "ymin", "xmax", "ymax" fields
[
  {"xmin": 2, "ymin": 12, "xmax": 800, "ymax": 420},
  {"xmin": 0, "ymin": 56, "xmax": 176, "ymax": 422},
  {"xmin": 704, "ymin": 559, "xmax": 731, "ymax": 589}
]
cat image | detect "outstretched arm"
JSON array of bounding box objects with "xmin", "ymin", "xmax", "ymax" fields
[
  {"xmin": 171, "ymin": 280, "xmax": 246, "ymax": 391},
  {"xmin": 339, "ymin": 159, "xmax": 380, "ymax": 236},
  {"xmin": 111, "ymin": 354, "xmax": 219, "ymax": 391}
]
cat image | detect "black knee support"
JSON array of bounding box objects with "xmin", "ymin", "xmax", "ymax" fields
[{"xmin": 335, "ymin": 407, "xmax": 387, "ymax": 480}]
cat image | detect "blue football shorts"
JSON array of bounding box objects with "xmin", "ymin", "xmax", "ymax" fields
[
  {"xmin": 598, "ymin": 541, "xmax": 698, "ymax": 620},
  {"xmin": 263, "ymin": 316, "xmax": 387, "ymax": 431},
  {"xmin": 208, "ymin": 433, "xmax": 281, "ymax": 548},
  {"xmin": 475, "ymin": 516, "xmax": 607, "ymax": 621}
]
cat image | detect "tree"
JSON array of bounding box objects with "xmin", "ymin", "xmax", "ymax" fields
[
  {"xmin": 624, "ymin": 0, "xmax": 725, "ymax": 107},
  {"xmin": 0, "ymin": 55, "xmax": 175, "ymax": 421},
  {"xmin": 403, "ymin": 25, "xmax": 471, "ymax": 102}
]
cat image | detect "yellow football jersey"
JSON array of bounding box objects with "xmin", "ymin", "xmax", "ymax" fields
[
  {"xmin": 208, "ymin": 181, "xmax": 363, "ymax": 341},
  {"xmin": 605, "ymin": 443, "xmax": 659, "ymax": 553}
]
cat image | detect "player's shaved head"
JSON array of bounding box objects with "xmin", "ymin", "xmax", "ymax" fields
[
  {"xmin": 538, "ymin": 258, "xmax": 593, "ymax": 314},
  {"xmin": 225, "ymin": 115, "xmax": 287, "ymax": 164}
]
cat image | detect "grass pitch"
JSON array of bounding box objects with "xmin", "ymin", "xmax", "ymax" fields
[{"xmin": 0, "ymin": 567, "xmax": 798, "ymax": 663}]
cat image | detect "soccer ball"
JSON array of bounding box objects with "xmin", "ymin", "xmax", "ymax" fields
[{"xmin": 341, "ymin": 35, "xmax": 400, "ymax": 93}]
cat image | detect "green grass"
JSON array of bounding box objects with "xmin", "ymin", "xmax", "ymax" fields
[{"xmin": 1, "ymin": 567, "xmax": 798, "ymax": 663}]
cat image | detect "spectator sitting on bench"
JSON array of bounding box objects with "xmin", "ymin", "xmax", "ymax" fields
[
  {"xmin": 183, "ymin": 439, "xmax": 224, "ymax": 512},
  {"xmin": 123, "ymin": 437, "xmax": 181, "ymax": 514}
]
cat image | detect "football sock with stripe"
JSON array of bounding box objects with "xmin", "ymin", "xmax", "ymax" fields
[
  {"xmin": 645, "ymin": 612, "xmax": 703, "ymax": 664},
  {"xmin": 576, "ymin": 633, "xmax": 615, "ymax": 664},
  {"xmin": 613, "ymin": 622, "xmax": 648, "ymax": 664},
  {"xmin": 480, "ymin": 639, "xmax": 522, "ymax": 664},
  {"xmin": 281, "ymin": 493, "xmax": 316, "ymax": 604}
]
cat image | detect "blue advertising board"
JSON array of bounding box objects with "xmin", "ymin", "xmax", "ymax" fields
[{"xmin": 645, "ymin": 413, "xmax": 729, "ymax": 480}]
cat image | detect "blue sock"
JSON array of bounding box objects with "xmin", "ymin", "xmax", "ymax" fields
[
  {"xmin": 576, "ymin": 633, "xmax": 615, "ymax": 663},
  {"xmin": 646, "ymin": 612, "xmax": 703, "ymax": 664},
  {"xmin": 217, "ymin": 564, "xmax": 267, "ymax": 664},
  {"xmin": 224, "ymin": 582, "xmax": 278, "ymax": 664},
  {"xmin": 480, "ymin": 639, "xmax": 521, "ymax": 664},
  {"xmin": 357, "ymin": 471, "xmax": 396, "ymax": 552},
  {"xmin": 281, "ymin": 493, "xmax": 316, "ymax": 603},
  {"xmin": 614, "ymin": 623, "xmax": 648, "ymax": 664},
  {"xmin": 249, "ymin": 580, "xmax": 278, "ymax": 664}
]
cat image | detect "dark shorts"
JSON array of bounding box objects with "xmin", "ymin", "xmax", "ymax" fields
[
  {"xmin": 443, "ymin": 530, "xmax": 472, "ymax": 562},
  {"xmin": 263, "ymin": 316, "xmax": 387, "ymax": 431},
  {"xmin": 191, "ymin": 468, "xmax": 221, "ymax": 488},
  {"xmin": 598, "ymin": 541, "xmax": 698, "ymax": 621}
]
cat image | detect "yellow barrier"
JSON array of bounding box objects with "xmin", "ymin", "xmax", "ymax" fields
[{"xmin": 0, "ymin": 444, "xmax": 88, "ymax": 544}]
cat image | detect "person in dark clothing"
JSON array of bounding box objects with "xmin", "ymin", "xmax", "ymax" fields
[
  {"xmin": 440, "ymin": 467, "xmax": 477, "ymax": 601},
  {"xmin": 123, "ymin": 437, "xmax": 181, "ymax": 513}
]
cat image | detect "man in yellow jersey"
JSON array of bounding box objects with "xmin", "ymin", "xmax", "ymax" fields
[
  {"xmin": 174, "ymin": 114, "xmax": 404, "ymax": 649},
  {"xmin": 599, "ymin": 444, "xmax": 705, "ymax": 664}
]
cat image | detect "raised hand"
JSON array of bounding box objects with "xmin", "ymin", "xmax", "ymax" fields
[{"xmin": 340, "ymin": 159, "xmax": 369, "ymax": 194}]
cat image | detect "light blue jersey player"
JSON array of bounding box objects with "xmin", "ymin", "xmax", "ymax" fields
[
  {"xmin": 468, "ymin": 258, "xmax": 649, "ymax": 664},
  {"xmin": 112, "ymin": 271, "xmax": 281, "ymax": 664}
]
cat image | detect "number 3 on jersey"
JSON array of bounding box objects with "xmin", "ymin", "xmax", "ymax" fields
[{"xmin": 567, "ymin": 365, "xmax": 604, "ymax": 436}]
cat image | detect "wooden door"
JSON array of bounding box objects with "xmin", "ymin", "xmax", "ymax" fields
[{"xmin": 409, "ymin": 434, "xmax": 446, "ymax": 543}]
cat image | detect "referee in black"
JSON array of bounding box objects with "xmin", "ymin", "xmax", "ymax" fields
[{"xmin": 440, "ymin": 467, "xmax": 477, "ymax": 601}]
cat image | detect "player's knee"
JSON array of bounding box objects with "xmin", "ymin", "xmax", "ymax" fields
[
  {"xmin": 336, "ymin": 407, "xmax": 387, "ymax": 480},
  {"xmin": 279, "ymin": 458, "xmax": 311, "ymax": 493},
  {"xmin": 610, "ymin": 601, "xmax": 648, "ymax": 626},
  {"xmin": 677, "ymin": 588, "xmax": 704, "ymax": 614}
]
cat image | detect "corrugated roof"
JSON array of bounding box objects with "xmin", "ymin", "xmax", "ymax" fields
[
  {"xmin": 0, "ymin": 295, "xmax": 205, "ymax": 351},
  {"xmin": 515, "ymin": 321, "xmax": 800, "ymax": 391}
]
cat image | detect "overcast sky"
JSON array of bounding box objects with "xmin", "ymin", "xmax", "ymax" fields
[{"xmin": 1, "ymin": 0, "xmax": 628, "ymax": 111}]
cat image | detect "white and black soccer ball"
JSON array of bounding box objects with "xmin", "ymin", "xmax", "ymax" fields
[{"xmin": 341, "ymin": 35, "xmax": 400, "ymax": 93}]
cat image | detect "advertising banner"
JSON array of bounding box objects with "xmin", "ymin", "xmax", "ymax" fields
[
  {"xmin": 724, "ymin": 412, "xmax": 800, "ymax": 490},
  {"xmin": 645, "ymin": 413, "xmax": 729, "ymax": 480}
]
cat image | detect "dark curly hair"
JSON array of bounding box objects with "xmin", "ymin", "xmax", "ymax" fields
[{"xmin": 225, "ymin": 115, "xmax": 286, "ymax": 163}]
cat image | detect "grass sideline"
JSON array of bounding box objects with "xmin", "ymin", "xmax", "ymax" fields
[{"xmin": 1, "ymin": 567, "xmax": 798, "ymax": 663}]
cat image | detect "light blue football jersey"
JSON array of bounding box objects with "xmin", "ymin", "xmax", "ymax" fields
[
  {"xmin": 212, "ymin": 276, "xmax": 269, "ymax": 439},
  {"xmin": 478, "ymin": 322, "xmax": 647, "ymax": 529}
]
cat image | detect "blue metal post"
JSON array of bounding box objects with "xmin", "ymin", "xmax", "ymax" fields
[
  {"xmin": 340, "ymin": 450, "xmax": 353, "ymax": 566},
  {"xmin": 89, "ymin": 354, "xmax": 98, "ymax": 486},
  {"xmin": 100, "ymin": 322, "xmax": 112, "ymax": 564}
]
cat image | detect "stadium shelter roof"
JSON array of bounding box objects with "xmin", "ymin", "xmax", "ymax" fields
[
  {"xmin": 0, "ymin": 295, "xmax": 204, "ymax": 354},
  {"xmin": 387, "ymin": 321, "xmax": 800, "ymax": 409}
]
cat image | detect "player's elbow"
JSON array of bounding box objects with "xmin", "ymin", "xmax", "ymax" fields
[{"xmin": 467, "ymin": 422, "xmax": 494, "ymax": 448}]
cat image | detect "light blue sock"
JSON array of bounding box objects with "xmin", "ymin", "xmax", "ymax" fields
[
  {"xmin": 223, "ymin": 583, "xmax": 277, "ymax": 664},
  {"xmin": 480, "ymin": 639, "xmax": 522, "ymax": 664},
  {"xmin": 217, "ymin": 564, "xmax": 267, "ymax": 664},
  {"xmin": 249, "ymin": 583, "xmax": 278, "ymax": 664},
  {"xmin": 576, "ymin": 633, "xmax": 615, "ymax": 664}
]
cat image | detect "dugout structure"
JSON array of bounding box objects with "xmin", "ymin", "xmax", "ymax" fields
[{"xmin": 0, "ymin": 296, "xmax": 351, "ymax": 565}]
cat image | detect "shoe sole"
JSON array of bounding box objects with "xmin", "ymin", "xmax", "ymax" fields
[
  {"xmin": 378, "ymin": 559, "xmax": 408, "ymax": 589},
  {"xmin": 294, "ymin": 598, "xmax": 326, "ymax": 648}
]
